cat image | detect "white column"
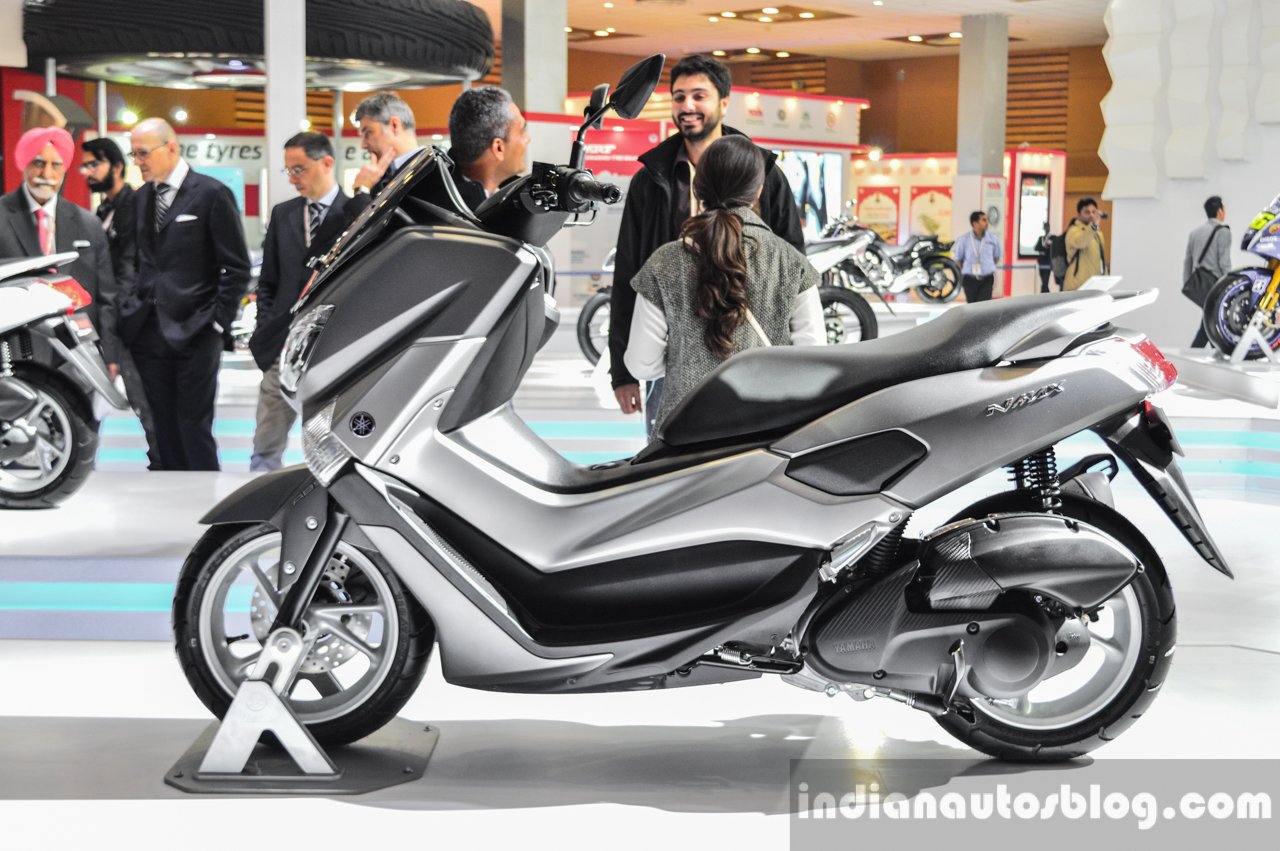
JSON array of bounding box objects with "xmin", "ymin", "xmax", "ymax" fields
[
  {"xmin": 956, "ymin": 14, "xmax": 1008, "ymax": 178},
  {"xmin": 501, "ymin": 0, "xmax": 567, "ymax": 113},
  {"xmin": 0, "ymin": 0, "xmax": 24, "ymax": 68},
  {"xmin": 264, "ymin": 0, "xmax": 307, "ymax": 224}
]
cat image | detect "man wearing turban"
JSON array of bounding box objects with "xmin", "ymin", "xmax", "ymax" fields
[{"xmin": 0, "ymin": 125, "xmax": 119, "ymax": 373}]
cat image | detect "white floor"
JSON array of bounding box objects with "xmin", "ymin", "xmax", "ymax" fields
[{"xmin": 2, "ymin": 315, "xmax": 1279, "ymax": 847}]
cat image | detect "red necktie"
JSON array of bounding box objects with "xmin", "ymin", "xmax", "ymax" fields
[{"xmin": 35, "ymin": 208, "xmax": 52, "ymax": 255}]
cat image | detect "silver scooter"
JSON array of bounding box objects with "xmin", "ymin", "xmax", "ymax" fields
[
  {"xmin": 0, "ymin": 252, "xmax": 127, "ymax": 508},
  {"xmin": 172, "ymin": 55, "xmax": 1230, "ymax": 762}
]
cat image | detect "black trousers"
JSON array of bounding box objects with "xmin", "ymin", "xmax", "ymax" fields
[
  {"xmin": 962, "ymin": 273, "xmax": 995, "ymax": 303},
  {"xmin": 1038, "ymin": 266, "xmax": 1060, "ymax": 293},
  {"xmin": 128, "ymin": 313, "xmax": 223, "ymax": 471}
]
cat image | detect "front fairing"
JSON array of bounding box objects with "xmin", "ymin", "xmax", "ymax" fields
[{"xmin": 1243, "ymin": 193, "xmax": 1280, "ymax": 259}]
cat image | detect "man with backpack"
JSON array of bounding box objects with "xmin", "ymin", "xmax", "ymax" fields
[
  {"xmin": 1183, "ymin": 195, "xmax": 1231, "ymax": 348},
  {"xmin": 1064, "ymin": 198, "xmax": 1108, "ymax": 290}
]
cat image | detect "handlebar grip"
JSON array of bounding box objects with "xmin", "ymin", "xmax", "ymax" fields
[{"xmin": 565, "ymin": 173, "xmax": 622, "ymax": 206}]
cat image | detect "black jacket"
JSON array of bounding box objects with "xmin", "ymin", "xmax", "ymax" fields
[
  {"xmin": 118, "ymin": 167, "xmax": 251, "ymax": 350},
  {"xmin": 607, "ymin": 127, "xmax": 805, "ymax": 387},
  {"xmin": 0, "ymin": 189, "xmax": 120, "ymax": 362},
  {"xmin": 248, "ymin": 189, "xmax": 350, "ymax": 370},
  {"xmin": 96, "ymin": 182, "xmax": 137, "ymax": 296}
]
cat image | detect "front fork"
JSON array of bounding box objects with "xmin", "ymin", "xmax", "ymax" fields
[{"xmin": 267, "ymin": 480, "xmax": 351, "ymax": 635}]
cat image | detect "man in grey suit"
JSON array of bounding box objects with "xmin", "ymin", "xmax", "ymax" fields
[
  {"xmin": 0, "ymin": 127, "xmax": 118, "ymax": 370},
  {"xmin": 1184, "ymin": 195, "xmax": 1231, "ymax": 348},
  {"xmin": 248, "ymin": 132, "xmax": 349, "ymax": 472}
]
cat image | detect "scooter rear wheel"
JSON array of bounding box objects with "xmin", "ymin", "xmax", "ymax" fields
[
  {"xmin": 934, "ymin": 493, "xmax": 1176, "ymax": 761},
  {"xmin": 173, "ymin": 523, "xmax": 435, "ymax": 746}
]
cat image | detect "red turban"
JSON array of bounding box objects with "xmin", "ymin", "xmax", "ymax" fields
[{"xmin": 14, "ymin": 126, "xmax": 74, "ymax": 172}]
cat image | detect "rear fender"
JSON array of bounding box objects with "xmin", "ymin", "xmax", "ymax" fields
[{"xmin": 1094, "ymin": 404, "xmax": 1233, "ymax": 577}]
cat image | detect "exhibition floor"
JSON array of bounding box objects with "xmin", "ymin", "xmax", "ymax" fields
[{"xmin": 1, "ymin": 310, "xmax": 1278, "ymax": 846}]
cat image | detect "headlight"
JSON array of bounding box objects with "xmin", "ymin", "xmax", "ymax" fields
[
  {"xmin": 279, "ymin": 304, "xmax": 334, "ymax": 395},
  {"xmin": 302, "ymin": 399, "xmax": 352, "ymax": 485}
]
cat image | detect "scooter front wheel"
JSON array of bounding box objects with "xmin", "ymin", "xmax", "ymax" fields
[
  {"xmin": 0, "ymin": 366, "xmax": 97, "ymax": 509},
  {"xmin": 173, "ymin": 523, "xmax": 435, "ymax": 746}
]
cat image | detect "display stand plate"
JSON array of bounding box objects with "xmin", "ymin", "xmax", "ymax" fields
[
  {"xmin": 1166, "ymin": 348, "xmax": 1280, "ymax": 407},
  {"xmin": 165, "ymin": 718, "xmax": 438, "ymax": 795}
]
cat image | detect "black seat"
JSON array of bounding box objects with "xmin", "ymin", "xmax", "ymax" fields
[
  {"xmin": 880, "ymin": 235, "xmax": 920, "ymax": 257},
  {"xmin": 652, "ymin": 291, "xmax": 1108, "ymax": 450},
  {"xmin": 804, "ymin": 235, "xmax": 857, "ymax": 256}
]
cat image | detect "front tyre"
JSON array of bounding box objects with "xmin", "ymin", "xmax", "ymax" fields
[
  {"xmin": 173, "ymin": 523, "xmax": 435, "ymax": 746},
  {"xmin": 819, "ymin": 286, "xmax": 878, "ymax": 343},
  {"xmin": 0, "ymin": 366, "xmax": 97, "ymax": 509},
  {"xmin": 935, "ymin": 493, "xmax": 1176, "ymax": 761},
  {"xmin": 1202, "ymin": 272, "xmax": 1280, "ymax": 359}
]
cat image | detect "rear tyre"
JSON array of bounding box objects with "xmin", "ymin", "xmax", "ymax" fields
[
  {"xmin": 576, "ymin": 289, "xmax": 611, "ymax": 365},
  {"xmin": 818, "ymin": 286, "xmax": 878, "ymax": 343},
  {"xmin": 1202, "ymin": 272, "xmax": 1280, "ymax": 359},
  {"xmin": 173, "ymin": 523, "xmax": 435, "ymax": 746},
  {"xmin": 917, "ymin": 258, "xmax": 961, "ymax": 303},
  {"xmin": 0, "ymin": 366, "xmax": 97, "ymax": 509},
  {"xmin": 934, "ymin": 492, "xmax": 1176, "ymax": 761}
]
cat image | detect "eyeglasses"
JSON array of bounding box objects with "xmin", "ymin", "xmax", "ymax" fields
[
  {"xmin": 128, "ymin": 146, "xmax": 168, "ymax": 162},
  {"xmin": 30, "ymin": 158, "xmax": 65, "ymax": 173},
  {"xmin": 78, "ymin": 161, "xmax": 108, "ymax": 174},
  {"xmin": 281, "ymin": 165, "xmax": 311, "ymax": 178}
]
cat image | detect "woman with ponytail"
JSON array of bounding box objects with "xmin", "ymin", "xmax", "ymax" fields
[{"xmin": 623, "ymin": 134, "xmax": 825, "ymax": 430}]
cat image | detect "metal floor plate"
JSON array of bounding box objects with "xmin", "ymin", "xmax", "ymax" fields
[{"xmin": 165, "ymin": 718, "xmax": 439, "ymax": 795}]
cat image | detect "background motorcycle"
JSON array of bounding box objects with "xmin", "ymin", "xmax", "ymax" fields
[
  {"xmin": 821, "ymin": 213, "xmax": 961, "ymax": 305},
  {"xmin": 576, "ymin": 245, "xmax": 879, "ymax": 365},
  {"xmin": 1201, "ymin": 193, "xmax": 1280, "ymax": 358},
  {"xmin": 0, "ymin": 253, "xmax": 127, "ymax": 508},
  {"xmin": 172, "ymin": 55, "xmax": 1230, "ymax": 763}
]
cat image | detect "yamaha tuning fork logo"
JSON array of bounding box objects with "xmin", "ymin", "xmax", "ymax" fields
[{"xmin": 349, "ymin": 412, "xmax": 376, "ymax": 437}]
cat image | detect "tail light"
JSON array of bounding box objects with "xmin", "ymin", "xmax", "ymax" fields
[
  {"xmin": 41, "ymin": 276, "xmax": 92, "ymax": 312},
  {"xmin": 1131, "ymin": 338, "xmax": 1177, "ymax": 392}
]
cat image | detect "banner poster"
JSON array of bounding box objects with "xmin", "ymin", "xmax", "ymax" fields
[
  {"xmin": 908, "ymin": 185, "xmax": 953, "ymax": 242},
  {"xmin": 856, "ymin": 186, "xmax": 900, "ymax": 243}
]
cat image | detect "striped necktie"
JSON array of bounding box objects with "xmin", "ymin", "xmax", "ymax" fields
[
  {"xmin": 154, "ymin": 182, "xmax": 171, "ymax": 232},
  {"xmin": 307, "ymin": 200, "xmax": 325, "ymax": 247}
]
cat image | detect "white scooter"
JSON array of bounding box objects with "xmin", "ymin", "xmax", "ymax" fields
[{"xmin": 0, "ymin": 252, "xmax": 127, "ymax": 508}]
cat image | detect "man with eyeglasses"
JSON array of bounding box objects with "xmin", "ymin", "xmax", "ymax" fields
[
  {"xmin": 80, "ymin": 137, "xmax": 160, "ymax": 469},
  {"xmin": 248, "ymin": 132, "xmax": 349, "ymax": 472},
  {"xmin": 115, "ymin": 117, "xmax": 250, "ymax": 471},
  {"xmin": 0, "ymin": 126, "xmax": 119, "ymax": 377}
]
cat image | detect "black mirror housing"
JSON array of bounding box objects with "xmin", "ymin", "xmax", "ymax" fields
[{"xmin": 610, "ymin": 54, "xmax": 665, "ymax": 120}]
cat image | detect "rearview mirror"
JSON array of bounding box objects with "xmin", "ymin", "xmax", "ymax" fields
[
  {"xmin": 610, "ymin": 54, "xmax": 665, "ymax": 120},
  {"xmin": 586, "ymin": 83, "xmax": 609, "ymax": 130}
]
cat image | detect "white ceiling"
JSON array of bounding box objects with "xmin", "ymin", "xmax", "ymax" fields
[{"xmin": 471, "ymin": 0, "xmax": 1110, "ymax": 62}]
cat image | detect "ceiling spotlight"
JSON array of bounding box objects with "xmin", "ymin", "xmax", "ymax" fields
[
  {"xmin": 759, "ymin": 16, "xmax": 773, "ymax": 22},
  {"xmin": 721, "ymin": 11, "xmax": 737, "ymax": 17},
  {"xmin": 431, "ymin": 133, "xmax": 444, "ymax": 140},
  {"xmin": 746, "ymin": 46, "xmax": 760, "ymax": 53},
  {"xmin": 907, "ymin": 35, "xmax": 923, "ymax": 42},
  {"xmin": 762, "ymin": 6, "xmax": 779, "ymax": 13},
  {"xmin": 950, "ymin": 31, "xmax": 962, "ymax": 38},
  {"xmin": 603, "ymin": 1, "xmax": 614, "ymax": 6},
  {"xmin": 606, "ymin": 27, "xmax": 616, "ymax": 32},
  {"xmin": 776, "ymin": 51, "xmax": 791, "ymax": 58},
  {"xmin": 873, "ymin": 1, "xmax": 884, "ymax": 6},
  {"xmin": 204, "ymin": 133, "xmax": 217, "ymax": 141},
  {"xmin": 299, "ymin": 118, "xmax": 311, "ymax": 130},
  {"xmin": 799, "ymin": 11, "xmax": 815, "ymax": 18},
  {"xmin": 709, "ymin": 16, "xmax": 719, "ymax": 22},
  {"xmin": 118, "ymin": 109, "xmax": 139, "ymax": 126},
  {"xmin": 712, "ymin": 49, "xmax": 727, "ymax": 56},
  {"xmin": 868, "ymin": 147, "xmax": 883, "ymax": 161},
  {"xmin": 564, "ymin": 26, "xmax": 572, "ymax": 32},
  {"xmin": 171, "ymin": 107, "xmax": 188, "ymax": 122},
  {"xmin": 594, "ymin": 30, "xmax": 609, "ymax": 36}
]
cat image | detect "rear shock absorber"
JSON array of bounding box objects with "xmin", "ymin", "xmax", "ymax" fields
[
  {"xmin": 0, "ymin": 340, "xmax": 11, "ymax": 378},
  {"xmin": 1007, "ymin": 448, "xmax": 1061, "ymax": 512}
]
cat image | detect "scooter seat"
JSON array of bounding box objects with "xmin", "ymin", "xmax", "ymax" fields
[{"xmin": 647, "ymin": 291, "xmax": 1108, "ymax": 453}]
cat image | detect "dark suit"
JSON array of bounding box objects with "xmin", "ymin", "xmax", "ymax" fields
[
  {"xmin": 0, "ymin": 188, "xmax": 119, "ymax": 362},
  {"xmin": 119, "ymin": 165, "xmax": 250, "ymax": 471},
  {"xmin": 248, "ymin": 189, "xmax": 349, "ymax": 370}
]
